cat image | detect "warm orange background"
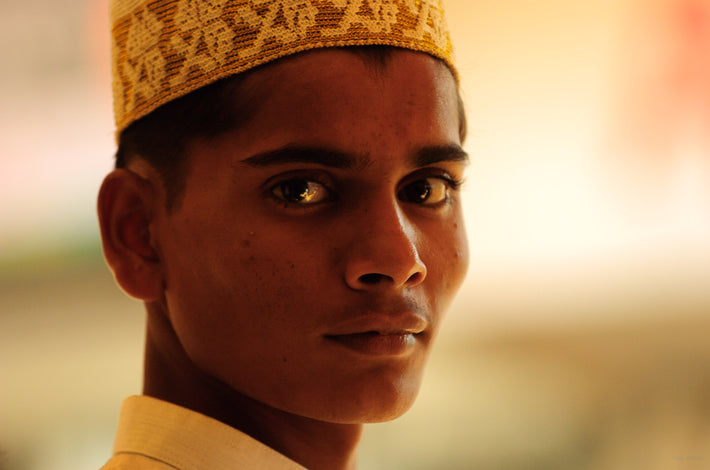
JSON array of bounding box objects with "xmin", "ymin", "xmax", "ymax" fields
[{"xmin": 2, "ymin": 1, "xmax": 709, "ymax": 468}]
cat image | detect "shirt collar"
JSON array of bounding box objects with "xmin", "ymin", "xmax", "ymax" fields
[{"xmin": 113, "ymin": 395, "xmax": 307, "ymax": 470}]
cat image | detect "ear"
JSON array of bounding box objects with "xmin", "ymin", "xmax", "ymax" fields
[{"xmin": 97, "ymin": 169, "xmax": 164, "ymax": 301}]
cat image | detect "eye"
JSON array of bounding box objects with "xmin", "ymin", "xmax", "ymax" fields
[
  {"xmin": 272, "ymin": 178, "xmax": 330, "ymax": 205},
  {"xmin": 399, "ymin": 177, "xmax": 450, "ymax": 205}
]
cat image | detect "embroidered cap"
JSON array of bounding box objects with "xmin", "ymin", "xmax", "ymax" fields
[{"xmin": 110, "ymin": 0, "xmax": 456, "ymax": 137}]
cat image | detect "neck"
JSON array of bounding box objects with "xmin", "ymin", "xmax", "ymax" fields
[{"xmin": 142, "ymin": 302, "xmax": 362, "ymax": 470}]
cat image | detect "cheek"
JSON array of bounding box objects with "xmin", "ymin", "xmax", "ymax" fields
[
  {"xmin": 161, "ymin": 223, "xmax": 326, "ymax": 360},
  {"xmin": 451, "ymin": 219, "xmax": 470, "ymax": 283},
  {"xmin": 424, "ymin": 215, "xmax": 469, "ymax": 309}
]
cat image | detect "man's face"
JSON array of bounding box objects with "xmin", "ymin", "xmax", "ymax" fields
[{"xmin": 152, "ymin": 49, "xmax": 469, "ymax": 423}]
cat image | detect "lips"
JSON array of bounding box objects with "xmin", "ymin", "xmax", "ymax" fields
[
  {"xmin": 324, "ymin": 310, "xmax": 428, "ymax": 357},
  {"xmin": 325, "ymin": 331, "xmax": 420, "ymax": 356}
]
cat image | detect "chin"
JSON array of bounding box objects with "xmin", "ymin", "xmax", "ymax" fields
[
  {"xmin": 361, "ymin": 401, "xmax": 418, "ymax": 424},
  {"xmin": 319, "ymin": 374, "xmax": 423, "ymax": 425}
]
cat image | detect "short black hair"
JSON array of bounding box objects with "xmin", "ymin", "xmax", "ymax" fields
[{"xmin": 115, "ymin": 46, "xmax": 466, "ymax": 211}]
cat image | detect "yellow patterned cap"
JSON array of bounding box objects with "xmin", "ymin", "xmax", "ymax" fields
[{"xmin": 111, "ymin": 0, "xmax": 456, "ymax": 137}]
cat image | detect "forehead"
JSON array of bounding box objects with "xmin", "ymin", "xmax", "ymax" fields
[
  {"xmin": 230, "ymin": 48, "xmax": 460, "ymax": 147},
  {"xmin": 183, "ymin": 48, "xmax": 462, "ymax": 180},
  {"xmin": 244, "ymin": 47, "xmax": 457, "ymax": 98}
]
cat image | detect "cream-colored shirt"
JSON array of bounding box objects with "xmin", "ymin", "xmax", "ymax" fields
[{"xmin": 101, "ymin": 395, "xmax": 307, "ymax": 470}]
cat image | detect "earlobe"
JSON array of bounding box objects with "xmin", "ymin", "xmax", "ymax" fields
[{"xmin": 97, "ymin": 169, "xmax": 164, "ymax": 301}]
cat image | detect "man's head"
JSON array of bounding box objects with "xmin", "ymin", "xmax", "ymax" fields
[
  {"xmin": 110, "ymin": 0, "xmax": 463, "ymax": 211},
  {"xmin": 99, "ymin": 0, "xmax": 468, "ymax": 425}
]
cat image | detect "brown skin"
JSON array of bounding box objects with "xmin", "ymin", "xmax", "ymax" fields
[{"xmin": 98, "ymin": 49, "xmax": 469, "ymax": 470}]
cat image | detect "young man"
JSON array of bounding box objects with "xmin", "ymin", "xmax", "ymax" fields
[{"xmin": 98, "ymin": 1, "xmax": 468, "ymax": 468}]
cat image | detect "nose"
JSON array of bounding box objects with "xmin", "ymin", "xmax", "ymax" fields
[{"xmin": 343, "ymin": 201, "xmax": 427, "ymax": 290}]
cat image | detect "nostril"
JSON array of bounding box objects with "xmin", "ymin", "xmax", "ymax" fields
[
  {"xmin": 358, "ymin": 273, "xmax": 388, "ymax": 285},
  {"xmin": 406, "ymin": 272, "xmax": 423, "ymax": 285},
  {"xmin": 357, "ymin": 271, "xmax": 424, "ymax": 286}
]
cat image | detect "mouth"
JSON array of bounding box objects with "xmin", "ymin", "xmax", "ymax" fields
[{"xmin": 324, "ymin": 331, "xmax": 421, "ymax": 357}]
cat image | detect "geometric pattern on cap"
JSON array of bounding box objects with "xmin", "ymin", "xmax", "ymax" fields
[{"xmin": 111, "ymin": 0, "xmax": 455, "ymax": 136}]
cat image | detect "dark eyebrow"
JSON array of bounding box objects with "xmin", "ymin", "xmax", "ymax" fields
[
  {"xmin": 240, "ymin": 146, "xmax": 360, "ymax": 169},
  {"xmin": 414, "ymin": 144, "xmax": 470, "ymax": 167},
  {"xmin": 238, "ymin": 144, "xmax": 469, "ymax": 169}
]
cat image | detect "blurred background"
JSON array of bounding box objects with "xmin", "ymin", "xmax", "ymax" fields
[{"xmin": 2, "ymin": 0, "xmax": 710, "ymax": 468}]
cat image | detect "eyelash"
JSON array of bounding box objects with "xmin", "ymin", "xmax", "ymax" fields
[{"xmin": 437, "ymin": 174, "xmax": 465, "ymax": 191}]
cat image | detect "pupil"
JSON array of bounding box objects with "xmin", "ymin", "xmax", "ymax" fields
[
  {"xmin": 283, "ymin": 181, "xmax": 310, "ymax": 202},
  {"xmin": 408, "ymin": 180, "xmax": 431, "ymax": 202}
]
